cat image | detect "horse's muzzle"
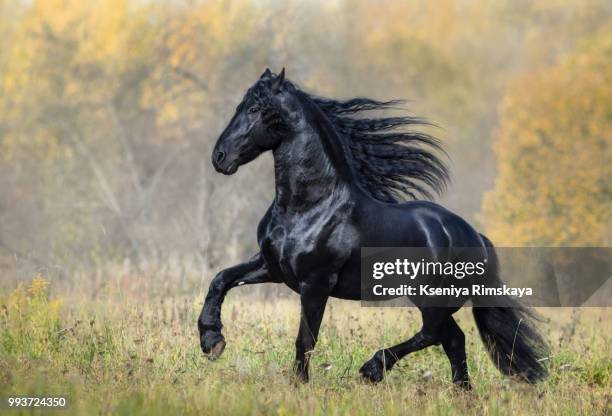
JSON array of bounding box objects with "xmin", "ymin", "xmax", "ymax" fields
[
  {"xmin": 212, "ymin": 150, "xmax": 239, "ymax": 175},
  {"xmin": 214, "ymin": 160, "xmax": 238, "ymax": 175}
]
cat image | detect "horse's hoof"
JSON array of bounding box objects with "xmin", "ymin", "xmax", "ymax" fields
[
  {"xmin": 201, "ymin": 330, "xmax": 226, "ymax": 360},
  {"xmin": 293, "ymin": 360, "xmax": 310, "ymax": 384},
  {"xmin": 359, "ymin": 355, "xmax": 385, "ymax": 383},
  {"xmin": 292, "ymin": 371, "xmax": 309, "ymax": 385},
  {"xmin": 209, "ymin": 339, "xmax": 226, "ymax": 361},
  {"xmin": 454, "ymin": 379, "xmax": 472, "ymax": 391}
]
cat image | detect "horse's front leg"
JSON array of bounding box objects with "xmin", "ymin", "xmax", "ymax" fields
[
  {"xmin": 294, "ymin": 279, "xmax": 331, "ymax": 382},
  {"xmin": 198, "ymin": 253, "xmax": 277, "ymax": 360}
]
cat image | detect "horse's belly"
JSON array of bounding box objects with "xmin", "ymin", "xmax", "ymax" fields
[{"xmin": 331, "ymin": 253, "xmax": 362, "ymax": 300}]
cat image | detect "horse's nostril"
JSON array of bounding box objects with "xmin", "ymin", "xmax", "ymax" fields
[{"xmin": 215, "ymin": 151, "xmax": 226, "ymax": 164}]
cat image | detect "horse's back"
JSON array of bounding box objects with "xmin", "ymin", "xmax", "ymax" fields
[{"xmin": 356, "ymin": 198, "xmax": 484, "ymax": 248}]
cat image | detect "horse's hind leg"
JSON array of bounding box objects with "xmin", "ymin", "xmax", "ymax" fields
[
  {"xmin": 359, "ymin": 308, "xmax": 450, "ymax": 383},
  {"xmin": 440, "ymin": 316, "xmax": 471, "ymax": 389}
]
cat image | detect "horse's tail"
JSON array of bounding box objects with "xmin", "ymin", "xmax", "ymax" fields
[{"xmin": 472, "ymin": 234, "xmax": 549, "ymax": 382}]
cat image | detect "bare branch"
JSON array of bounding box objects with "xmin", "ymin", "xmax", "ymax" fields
[{"xmin": 172, "ymin": 66, "xmax": 209, "ymax": 92}]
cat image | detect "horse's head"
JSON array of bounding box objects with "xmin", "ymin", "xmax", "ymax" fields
[{"xmin": 212, "ymin": 68, "xmax": 292, "ymax": 175}]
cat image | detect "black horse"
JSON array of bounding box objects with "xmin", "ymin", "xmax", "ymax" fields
[{"xmin": 198, "ymin": 68, "xmax": 548, "ymax": 388}]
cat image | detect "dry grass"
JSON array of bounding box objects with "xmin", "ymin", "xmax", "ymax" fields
[{"xmin": 0, "ymin": 277, "xmax": 610, "ymax": 415}]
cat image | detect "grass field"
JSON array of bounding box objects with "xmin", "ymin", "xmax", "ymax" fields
[{"xmin": 0, "ymin": 277, "xmax": 610, "ymax": 415}]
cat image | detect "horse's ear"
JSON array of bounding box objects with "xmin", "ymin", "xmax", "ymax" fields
[
  {"xmin": 260, "ymin": 68, "xmax": 272, "ymax": 79},
  {"xmin": 271, "ymin": 67, "xmax": 285, "ymax": 92}
]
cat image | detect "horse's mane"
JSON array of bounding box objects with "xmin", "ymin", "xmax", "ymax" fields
[{"xmin": 308, "ymin": 94, "xmax": 449, "ymax": 203}]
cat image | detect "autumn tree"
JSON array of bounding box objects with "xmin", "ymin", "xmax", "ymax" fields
[{"xmin": 482, "ymin": 32, "xmax": 611, "ymax": 246}]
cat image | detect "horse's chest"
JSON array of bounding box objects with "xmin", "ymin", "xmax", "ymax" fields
[{"xmin": 260, "ymin": 204, "xmax": 355, "ymax": 285}]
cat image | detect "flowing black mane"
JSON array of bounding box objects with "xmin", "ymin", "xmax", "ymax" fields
[{"xmin": 309, "ymin": 94, "xmax": 449, "ymax": 203}]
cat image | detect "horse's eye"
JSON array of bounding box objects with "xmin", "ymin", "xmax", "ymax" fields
[{"xmin": 248, "ymin": 105, "xmax": 260, "ymax": 114}]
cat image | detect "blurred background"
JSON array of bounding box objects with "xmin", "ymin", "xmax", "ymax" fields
[{"xmin": 0, "ymin": 0, "xmax": 609, "ymax": 293}]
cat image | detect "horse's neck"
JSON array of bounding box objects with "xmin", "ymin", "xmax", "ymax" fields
[{"xmin": 272, "ymin": 126, "xmax": 348, "ymax": 212}]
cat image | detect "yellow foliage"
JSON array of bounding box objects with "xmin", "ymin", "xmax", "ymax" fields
[
  {"xmin": 0, "ymin": 0, "xmax": 609, "ymax": 265},
  {"xmin": 2, "ymin": 276, "xmax": 63, "ymax": 357},
  {"xmin": 27, "ymin": 274, "xmax": 49, "ymax": 297},
  {"xmin": 482, "ymin": 31, "xmax": 612, "ymax": 246}
]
